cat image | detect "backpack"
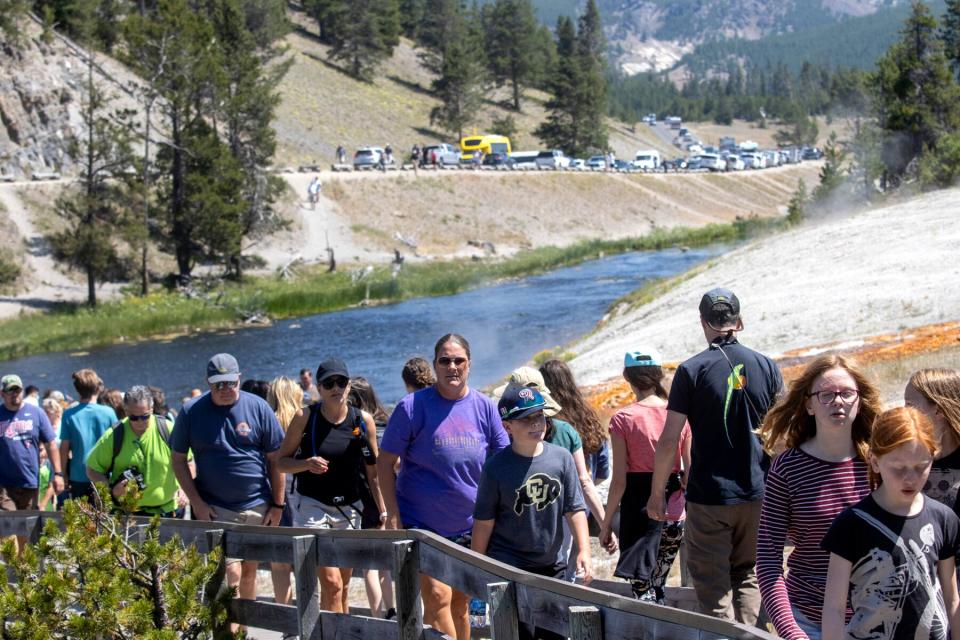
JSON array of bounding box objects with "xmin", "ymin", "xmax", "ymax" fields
[{"xmin": 105, "ymin": 415, "xmax": 172, "ymax": 476}]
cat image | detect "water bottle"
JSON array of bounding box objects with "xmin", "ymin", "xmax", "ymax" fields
[{"xmin": 468, "ymin": 597, "xmax": 487, "ymax": 628}]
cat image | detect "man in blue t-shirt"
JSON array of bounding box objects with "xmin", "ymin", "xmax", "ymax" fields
[
  {"xmin": 171, "ymin": 353, "xmax": 285, "ymax": 614},
  {"xmin": 646, "ymin": 288, "xmax": 782, "ymax": 626},
  {"xmin": 59, "ymin": 368, "xmax": 117, "ymax": 502},
  {"xmin": 0, "ymin": 374, "xmax": 64, "ymax": 549}
]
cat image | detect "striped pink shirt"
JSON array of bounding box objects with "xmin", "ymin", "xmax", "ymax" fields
[{"xmin": 757, "ymin": 447, "xmax": 869, "ymax": 640}]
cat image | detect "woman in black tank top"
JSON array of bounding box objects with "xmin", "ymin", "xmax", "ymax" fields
[{"xmin": 275, "ymin": 358, "xmax": 385, "ymax": 613}]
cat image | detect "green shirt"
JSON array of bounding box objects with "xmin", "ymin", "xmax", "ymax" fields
[
  {"xmin": 548, "ymin": 418, "xmax": 583, "ymax": 454},
  {"xmin": 38, "ymin": 463, "xmax": 54, "ymax": 512},
  {"xmin": 87, "ymin": 416, "xmax": 178, "ymax": 514}
]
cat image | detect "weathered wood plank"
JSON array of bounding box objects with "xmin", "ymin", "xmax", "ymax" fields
[
  {"xmin": 487, "ymin": 581, "xmax": 518, "ymax": 640},
  {"xmin": 0, "ymin": 515, "xmax": 40, "ymax": 538},
  {"xmin": 393, "ymin": 540, "xmax": 422, "ymax": 640},
  {"xmin": 230, "ymin": 599, "xmax": 299, "ymax": 635},
  {"xmin": 320, "ymin": 611, "xmax": 397, "ymax": 640},
  {"xmin": 225, "ymin": 531, "xmax": 297, "ymax": 563},
  {"xmin": 314, "ymin": 535, "xmax": 396, "ymax": 570},
  {"xmin": 293, "ymin": 535, "xmax": 321, "ymax": 640},
  {"xmin": 568, "ymin": 606, "xmax": 602, "ymax": 640},
  {"xmin": 202, "ymin": 529, "xmax": 230, "ymax": 637},
  {"xmin": 418, "ymin": 541, "xmax": 503, "ymax": 597}
]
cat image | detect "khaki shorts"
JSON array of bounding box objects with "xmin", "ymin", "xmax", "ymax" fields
[
  {"xmin": 207, "ymin": 503, "xmax": 268, "ymax": 565},
  {"xmin": 293, "ymin": 494, "xmax": 361, "ymax": 530},
  {"xmin": 0, "ymin": 486, "xmax": 38, "ymax": 511}
]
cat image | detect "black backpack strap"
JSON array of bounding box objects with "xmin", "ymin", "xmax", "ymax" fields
[
  {"xmin": 155, "ymin": 415, "xmax": 172, "ymax": 446},
  {"xmin": 105, "ymin": 420, "xmax": 126, "ymax": 477}
]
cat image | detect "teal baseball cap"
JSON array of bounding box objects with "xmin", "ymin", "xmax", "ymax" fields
[{"xmin": 624, "ymin": 347, "xmax": 662, "ymax": 368}]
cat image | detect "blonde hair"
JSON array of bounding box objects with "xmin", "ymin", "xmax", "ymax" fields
[
  {"xmin": 42, "ymin": 398, "xmax": 62, "ymax": 421},
  {"xmin": 760, "ymin": 354, "xmax": 881, "ymax": 460},
  {"xmin": 268, "ymin": 376, "xmax": 302, "ymax": 431},
  {"xmin": 868, "ymin": 407, "xmax": 939, "ymax": 490},
  {"xmin": 908, "ymin": 368, "xmax": 960, "ymax": 444}
]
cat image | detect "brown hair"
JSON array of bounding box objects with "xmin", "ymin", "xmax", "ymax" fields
[
  {"xmin": 908, "ymin": 368, "xmax": 960, "ymax": 444},
  {"xmin": 622, "ymin": 365, "xmax": 668, "ymax": 400},
  {"xmin": 72, "ymin": 368, "xmax": 103, "ymax": 398},
  {"xmin": 433, "ymin": 334, "xmax": 471, "ymax": 361},
  {"xmin": 868, "ymin": 407, "xmax": 939, "ymax": 490},
  {"xmin": 99, "ymin": 388, "xmax": 125, "ymax": 419},
  {"xmin": 349, "ymin": 376, "xmax": 389, "ymax": 425},
  {"xmin": 760, "ymin": 354, "xmax": 881, "ymax": 460},
  {"xmin": 539, "ymin": 359, "xmax": 607, "ymax": 455},
  {"xmin": 402, "ymin": 357, "xmax": 436, "ymax": 390}
]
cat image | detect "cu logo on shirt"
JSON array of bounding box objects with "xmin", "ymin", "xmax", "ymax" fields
[
  {"xmin": 513, "ymin": 473, "xmax": 562, "ymax": 515},
  {"xmin": 235, "ymin": 422, "xmax": 252, "ymax": 438}
]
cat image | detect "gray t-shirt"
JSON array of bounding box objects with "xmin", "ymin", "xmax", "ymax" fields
[{"xmin": 474, "ymin": 442, "xmax": 586, "ymax": 570}]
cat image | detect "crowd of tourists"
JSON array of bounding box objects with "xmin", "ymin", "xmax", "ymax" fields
[{"xmin": 1, "ymin": 286, "xmax": 959, "ymax": 640}]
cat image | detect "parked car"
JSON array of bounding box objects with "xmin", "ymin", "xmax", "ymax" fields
[
  {"xmin": 631, "ymin": 149, "xmax": 661, "ymax": 171},
  {"xmin": 482, "ymin": 152, "xmax": 515, "ymax": 168},
  {"xmin": 763, "ymin": 150, "xmax": 781, "ymax": 168},
  {"xmin": 586, "ymin": 155, "xmax": 607, "ymax": 170},
  {"xmin": 353, "ymin": 147, "xmax": 384, "ymax": 170},
  {"xmin": 725, "ymin": 155, "xmax": 745, "ymax": 171},
  {"xmin": 509, "ymin": 151, "xmax": 539, "ymax": 169},
  {"xmin": 570, "ymin": 158, "xmax": 586, "ymax": 170},
  {"xmin": 663, "ymin": 157, "xmax": 688, "ymax": 171},
  {"xmin": 686, "ymin": 156, "xmax": 703, "ymax": 171},
  {"xmin": 740, "ymin": 152, "xmax": 766, "ymax": 169},
  {"xmin": 612, "ymin": 159, "xmax": 631, "ymax": 171},
  {"xmin": 421, "ymin": 143, "xmax": 460, "ymax": 167},
  {"xmin": 802, "ymin": 146, "xmax": 824, "ymax": 160},
  {"xmin": 699, "ymin": 153, "xmax": 725, "ymax": 172},
  {"xmin": 535, "ymin": 149, "xmax": 571, "ymax": 170}
]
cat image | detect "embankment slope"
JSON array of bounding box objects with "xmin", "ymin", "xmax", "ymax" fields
[{"xmin": 569, "ymin": 187, "xmax": 960, "ymax": 386}]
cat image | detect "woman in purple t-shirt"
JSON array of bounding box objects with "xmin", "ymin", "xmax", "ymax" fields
[{"xmin": 378, "ymin": 334, "xmax": 509, "ymax": 640}]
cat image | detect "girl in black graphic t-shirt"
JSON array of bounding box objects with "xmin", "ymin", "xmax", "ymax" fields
[
  {"xmin": 275, "ymin": 358, "xmax": 385, "ymax": 614},
  {"xmin": 822, "ymin": 407, "xmax": 960, "ymax": 640},
  {"xmin": 906, "ymin": 369, "xmax": 960, "ymax": 515}
]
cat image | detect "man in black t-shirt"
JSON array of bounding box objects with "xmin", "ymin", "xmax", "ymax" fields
[{"xmin": 647, "ymin": 288, "xmax": 782, "ymax": 625}]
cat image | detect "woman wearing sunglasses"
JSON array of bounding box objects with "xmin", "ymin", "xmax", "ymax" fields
[
  {"xmin": 756, "ymin": 355, "xmax": 881, "ymax": 640},
  {"xmin": 378, "ymin": 334, "xmax": 510, "ymax": 640},
  {"xmin": 275, "ymin": 358, "xmax": 385, "ymax": 613}
]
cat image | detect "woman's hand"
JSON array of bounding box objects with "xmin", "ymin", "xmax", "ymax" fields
[{"xmin": 305, "ymin": 456, "xmax": 329, "ymax": 474}]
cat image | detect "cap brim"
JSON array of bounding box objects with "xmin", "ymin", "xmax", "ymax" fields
[
  {"xmin": 318, "ymin": 370, "xmax": 349, "ymax": 382},
  {"xmin": 208, "ymin": 374, "xmax": 240, "ymax": 383},
  {"xmin": 504, "ymin": 404, "xmax": 546, "ymax": 421}
]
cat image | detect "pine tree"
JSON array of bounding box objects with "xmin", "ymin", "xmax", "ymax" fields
[
  {"xmin": 398, "ymin": 0, "xmax": 424, "ymax": 39},
  {"xmin": 535, "ymin": 2, "xmax": 608, "ymax": 157},
  {"xmin": 786, "ymin": 179, "xmax": 807, "ymax": 226},
  {"xmin": 0, "ymin": 486, "xmax": 233, "ymax": 637},
  {"xmin": 942, "ymin": 0, "xmax": 960, "ymax": 76},
  {"xmin": 208, "ymin": 0, "xmax": 289, "ymax": 279},
  {"xmin": 483, "ymin": 0, "xmax": 540, "ymax": 111},
  {"xmin": 417, "ymin": 0, "xmax": 461, "ymax": 75},
  {"xmin": 312, "ymin": 0, "xmax": 400, "ymax": 80},
  {"xmin": 429, "ymin": 4, "xmax": 485, "ymax": 139},
  {"xmin": 0, "ymin": 0, "xmax": 28, "ymax": 42},
  {"xmin": 872, "ymin": 1, "xmax": 960, "ymax": 183},
  {"xmin": 49, "ymin": 6, "xmax": 135, "ymax": 306},
  {"xmin": 813, "ymin": 132, "xmax": 846, "ymax": 201}
]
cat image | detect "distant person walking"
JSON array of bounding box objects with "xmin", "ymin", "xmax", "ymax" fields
[
  {"xmin": 60, "ymin": 368, "xmax": 117, "ymax": 502},
  {"xmin": 307, "ymin": 176, "xmax": 321, "ymax": 210},
  {"xmin": 336, "ymin": 145, "xmax": 346, "ymax": 165},
  {"xmin": 646, "ymin": 288, "xmax": 783, "ymax": 624}
]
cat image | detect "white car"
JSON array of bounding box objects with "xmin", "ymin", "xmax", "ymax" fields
[
  {"xmin": 725, "ymin": 155, "xmax": 745, "ymax": 171},
  {"xmin": 535, "ymin": 150, "xmax": 571, "ymax": 170},
  {"xmin": 699, "ymin": 153, "xmax": 725, "ymax": 172},
  {"xmin": 570, "ymin": 158, "xmax": 586, "ymax": 170},
  {"xmin": 586, "ymin": 155, "xmax": 607, "ymax": 170},
  {"xmin": 741, "ymin": 152, "xmax": 766, "ymax": 169}
]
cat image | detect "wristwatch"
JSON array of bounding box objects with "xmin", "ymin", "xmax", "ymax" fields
[
  {"xmin": 54, "ymin": 472, "xmax": 64, "ymax": 477},
  {"xmin": 270, "ymin": 500, "xmax": 285, "ymax": 510}
]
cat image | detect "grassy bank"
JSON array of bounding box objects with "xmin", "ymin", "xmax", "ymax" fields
[{"xmin": 0, "ymin": 216, "xmax": 784, "ymax": 361}]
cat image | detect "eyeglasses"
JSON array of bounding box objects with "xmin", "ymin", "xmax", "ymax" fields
[
  {"xmin": 128, "ymin": 414, "xmax": 152, "ymax": 422},
  {"xmin": 211, "ymin": 381, "xmax": 239, "ymax": 390},
  {"xmin": 321, "ymin": 376, "xmax": 349, "ymax": 390},
  {"xmin": 1, "ymin": 387, "xmax": 22, "ymax": 394},
  {"xmin": 437, "ymin": 357, "xmax": 468, "ymax": 367},
  {"xmin": 808, "ymin": 389, "xmax": 859, "ymax": 405}
]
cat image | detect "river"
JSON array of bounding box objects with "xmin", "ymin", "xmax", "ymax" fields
[{"xmin": 1, "ymin": 246, "xmax": 725, "ymax": 405}]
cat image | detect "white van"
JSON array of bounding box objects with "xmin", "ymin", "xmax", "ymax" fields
[{"xmin": 631, "ymin": 149, "xmax": 661, "ymax": 170}]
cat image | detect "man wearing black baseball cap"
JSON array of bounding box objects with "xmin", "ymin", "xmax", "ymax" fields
[
  {"xmin": 646, "ymin": 288, "xmax": 782, "ymax": 625},
  {"xmin": 170, "ymin": 353, "xmax": 286, "ymax": 631}
]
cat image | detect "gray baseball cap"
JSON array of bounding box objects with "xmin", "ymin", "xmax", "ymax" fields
[{"xmin": 206, "ymin": 353, "xmax": 240, "ymax": 383}]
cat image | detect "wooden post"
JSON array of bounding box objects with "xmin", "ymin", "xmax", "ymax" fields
[
  {"xmin": 486, "ymin": 581, "xmax": 519, "ymax": 640},
  {"xmin": 393, "ymin": 539, "xmax": 422, "ymax": 640},
  {"xmin": 568, "ymin": 606, "xmax": 602, "ymax": 640},
  {"xmin": 292, "ymin": 534, "xmax": 320, "ymax": 640}
]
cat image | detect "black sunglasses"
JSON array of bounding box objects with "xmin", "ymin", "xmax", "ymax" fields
[
  {"xmin": 128, "ymin": 414, "xmax": 152, "ymax": 422},
  {"xmin": 321, "ymin": 376, "xmax": 349, "ymax": 390},
  {"xmin": 437, "ymin": 356, "xmax": 468, "ymax": 367}
]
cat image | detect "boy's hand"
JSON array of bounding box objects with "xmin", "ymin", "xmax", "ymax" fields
[
  {"xmin": 601, "ymin": 530, "xmax": 619, "ymax": 554},
  {"xmin": 574, "ymin": 551, "xmax": 593, "ymax": 585}
]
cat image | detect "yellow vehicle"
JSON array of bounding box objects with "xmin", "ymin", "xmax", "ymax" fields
[{"xmin": 459, "ymin": 134, "xmax": 512, "ymax": 161}]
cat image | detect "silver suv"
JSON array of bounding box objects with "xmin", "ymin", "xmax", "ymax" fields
[
  {"xmin": 421, "ymin": 144, "xmax": 461, "ymax": 167},
  {"xmin": 353, "ymin": 147, "xmax": 384, "ymax": 170}
]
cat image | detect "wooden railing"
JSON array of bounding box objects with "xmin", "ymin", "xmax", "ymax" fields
[{"xmin": 0, "ymin": 512, "xmax": 776, "ymax": 640}]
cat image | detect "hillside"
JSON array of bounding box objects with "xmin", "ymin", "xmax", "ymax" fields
[
  {"xmin": 272, "ymin": 11, "xmax": 677, "ymax": 167},
  {"xmin": 569, "ymin": 186, "xmax": 960, "ymax": 387}
]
